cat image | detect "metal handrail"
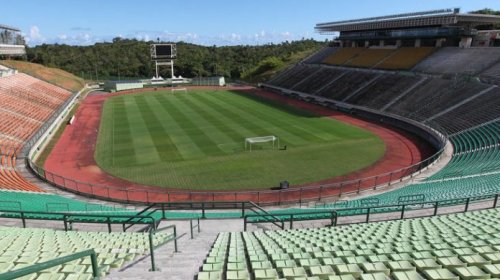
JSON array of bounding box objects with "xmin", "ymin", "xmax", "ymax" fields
[
  {"xmin": 244, "ymin": 193, "xmax": 499, "ymax": 230},
  {"xmin": 0, "ymin": 249, "xmax": 100, "ymax": 280},
  {"xmin": 244, "ymin": 209, "xmax": 337, "ymax": 230},
  {"xmin": 0, "ymin": 208, "xmax": 156, "ymax": 232}
]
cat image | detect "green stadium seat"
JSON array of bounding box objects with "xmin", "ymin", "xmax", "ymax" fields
[
  {"xmin": 309, "ymin": 265, "xmax": 335, "ymax": 279},
  {"xmin": 282, "ymin": 267, "xmax": 308, "ymax": 280},
  {"xmin": 392, "ymin": 271, "xmax": 426, "ymax": 280},
  {"xmin": 254, "ymin": 269, "xmax": 279, "ymax": 280},
  {"xmin": 412, "ymin": 259, "xmax": 442, "ymax": 270},
  {"xmin": 226, "ymin": 270, "xmax": 250, "ymax": 280},
  {"xmin": 334, "ymin": 264, "xmax": 363, "ymax": 278},
  {"xmin": 327, "ymin": 275, "xmax": 356, "ymax": 280},
  {"xmin": 360, "ymin": 272, "xmax": 390, "ymax": 280},
  {"xmin": 422, "ymin": 268, "xmax": 459, "ymax": 280},
  {"xmin": 361, "ymin": 262, "xmax": 390, "ymax": 275},
  {"xmin": 436, "ymin": 257, "xmax": 467, "ymax": 268},
  {"xmin": 452, "ymin": 266, "xmax": 491, "ymax": 279},
  {"xmin": 483, "ymin": 264, "xmax": 500, "ymax": 278},
  {"xmin": 387, "ymin": 261, "xmax": 416, "ymax": 272},
  {"xmin": 197, "ymin": 271, "xmax": 222, "ymax": 280}
]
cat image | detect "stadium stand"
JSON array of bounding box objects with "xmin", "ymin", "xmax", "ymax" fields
[
  {"xmin": 0, "ymin": 153, "xmax": 42, "ymax": 192},
  {"xmin": 322, "ymin": 48, "xmax": 366, "ymax": 66},
  {"xmin": 413, "ymin": 47, "xmax": 500, "ymax": 75},
  {"xmin": 198, "ymin": 208, "xmax": 500, "ymax": 280},
  {"xmin": 304, "ymin": 47, "xmax": 338, "ymax": 64},
  {"xmin": 0, "ymin": 226, "xmax": 173, "ymax": 278},
  {"xmin": 0, "ymin": 72, "xmax": 72, "ymax": 193},
  {"xmin": 430, "ymin": 86, "xmax": 500, "ymax": 134},
  {"xmin": 384, "ymin": 78, "xmax": 491, "ymax": 121},
  {"xmin": 344, "ymin": 48, "xmax": 395, "ymax": 68},
  {"xmin": 345, "ymin": 74, "xmax": 422, "ymax": 109},
  {"xmin": 317, "ymin": 71, "xmax": 379, "ymax": 101},
  {"xmin": 0, "ymin": 191, "xmax": 127, "ymax": 213},
  {"xmin": 375, "ymin": 47, "xmax": 436, "ymax": 70},
  {"xmin": 292, "ymin": 67, "xmax": 345, "ymax": 94},
  {"xmin": 267, "ymin": 64, "xmax": 317, "ymax": 89},
  {"xmin": 427, "ymin": 120, "xmax": 500, "ymax": 180},
  {"xmin": 481, "ymin": 61, "xmax": 500, "ymax": 85}
]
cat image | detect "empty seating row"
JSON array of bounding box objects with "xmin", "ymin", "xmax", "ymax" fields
[
  {"xmin": 481, "ymin": 62, "xmax": 500, "ymax": 85},
  {"xmin": 376, "ymin": 47, "xmax": 436, "ymax": 70},
  {"xmin": 304, "ymin": 47, "xmax": 339, "ymax": 64},
  {"xmin": 344, "ymin": 49, "xmax": 395, "ymax": 69},
  {"xmin": 323, "ymin": 48, "xmax": 366, "ymax": 66},
  {"xmin": 0, "ymin": 72, "xmax": 73, "ymax": 192},
  {"xmin": 0, "ymin": 226, "xmax": 173, "ymax": 279},
  {"xmin": 198, "ymin": 208, "xmax": 500, "ymax": 280},
  {"xmin": 317, "ymin": 71, "xmax": 378, "ymax": 101},
  {"xmin": 427, "ymin": 121, "xmax": 500, "ymax": 180},
  {"xmin": 0, "ymin": 190, "xmax": 131, "ymax": 214},
  {"xmin": 430, "ymin": 87, "xmax": 500, "ymax": 134},
  {"xmin": 320, "ymin": 48, "xmax": 436, "ymax": 71},
  {"xmin": 384, "ymin": 79, "xmax": 490, "ymax": 122},
  {"xmin": 346, "ymin": 75, "xmax": 422, "ymax": 110},
  {"xmin": 413, "ymin": 47, "xmax": 500, "ymax": 75}
]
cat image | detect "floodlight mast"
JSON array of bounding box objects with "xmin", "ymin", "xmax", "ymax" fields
[{"xmin": 150, "ymin": 44, "xmax": 177, "ymax": 79}]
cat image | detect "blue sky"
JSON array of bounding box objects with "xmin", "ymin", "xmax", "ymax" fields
[{"xmin": 4, "ymin": 0, "xmax": 500, "ymax": 46}]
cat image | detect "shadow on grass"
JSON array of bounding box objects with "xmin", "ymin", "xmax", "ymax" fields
[{"xmin": 226, "ymin": 89, "xmax": 322, "ymax": 119}]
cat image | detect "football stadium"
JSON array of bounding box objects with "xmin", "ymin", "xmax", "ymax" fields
[{"xmin": 0, "ymin": 3, "xmax": 500, "ymax": 280}]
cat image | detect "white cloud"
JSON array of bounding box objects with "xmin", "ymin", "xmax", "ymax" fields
[
  {"xmin": 25, "ymin": 28, "xmax": 319, "ymax": 47},
  {"xmin": 25, "ymin": 25, "xmax": 46, "ymax": 45}
]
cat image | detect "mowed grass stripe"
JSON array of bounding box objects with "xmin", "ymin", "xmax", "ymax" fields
[
  {"xmin": 143, "ymin": 95, "xmax": 206, "ymax": 160},
  {"xmin": 109, "ymin": 98, "xmax": 139, "ymax": 165},
  {"xmin": 122, "ymin": 97, "xmax": 162, "ymax": 164},
  {"xmin": 217, "ymin": 92, "xmax": 339, "ymax": 142},
  {"xmin": 192, "ymin": 93, "xmax": 283, "ymax": 139},
  {"xmin": 181, "ymin": 93, "xmax": 265, "ymax": 141},
  {"xmin": 225, "ymin": 92, "xmax": 348, "ymax": 140},
  {"xmin": 176, "ymin": 94, "xmax": 258, "ymax": 148},
  {"xmin": 94, "ymin": 99, "xmax": 115, "ymax": 166},
  {"xmin": 154, "ymin": 94, "xmax": 225, "ymax": 156},
  {"xmin": 133, "ymin": 95, "xmax": 182, "ymax": 162},
  {"xmin": 205, "ymin": 93, "xmax": 312, "ymax": 146}
]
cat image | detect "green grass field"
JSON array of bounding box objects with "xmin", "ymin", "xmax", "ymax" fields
[{"xmin": 95, "ymin": 90, "xmax": 385, "ymax": 190}]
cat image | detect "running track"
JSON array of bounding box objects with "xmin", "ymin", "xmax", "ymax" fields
[{"xmin": 43, "ymin": 87, "xmax": 434, "ymax": 204}]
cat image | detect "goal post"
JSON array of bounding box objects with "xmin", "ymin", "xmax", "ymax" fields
[
  {"xmin": 171, "ymin": 87, "xmax": 188, "ymax": 93},
  {"xmin": 245, "ymin": 136, "xmax": 279, "ymax": 151}
]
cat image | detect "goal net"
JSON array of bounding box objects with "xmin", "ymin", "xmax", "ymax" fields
[
  {"xmin": 171, "ymin": 87, "xmax": 188, "ymax": 93},
  {"xmin": 245, "ymin": 136, "xmax": 279, "ymax": 151}
]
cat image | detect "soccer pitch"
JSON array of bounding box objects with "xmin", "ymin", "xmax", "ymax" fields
[{"xmin": 95, "ymin": 90, "xmax": 385, "ymax": 190}]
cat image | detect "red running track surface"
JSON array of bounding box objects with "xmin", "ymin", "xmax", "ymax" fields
[{"xmin": 43, "ymin": 86, "xmax": 434, "ymax": 204}]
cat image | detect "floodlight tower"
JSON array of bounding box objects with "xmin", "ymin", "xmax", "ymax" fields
[{"xmin": 150, "ymin": 43, "xmax": 177, "ymax": 79}]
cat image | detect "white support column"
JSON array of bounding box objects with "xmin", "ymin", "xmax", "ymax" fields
[{"xmin": 171, "ymin": 61, "xmax": 175, "ymax": 78}]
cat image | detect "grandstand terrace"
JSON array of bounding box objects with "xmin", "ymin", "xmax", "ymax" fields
[
  {"xmin": 0, "ymin": 71, "xmax": 74, "ymax": 193},
  {"xmin": 199, "ymin": 209, "xmax": 500, "ymax": 280}
]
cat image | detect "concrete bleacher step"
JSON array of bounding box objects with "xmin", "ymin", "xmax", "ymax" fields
[{"xmin": 106, "ymin": 219, "xmax": 244, "ymax": 280}]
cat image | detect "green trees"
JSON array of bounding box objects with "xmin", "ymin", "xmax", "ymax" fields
[{"xmin": 25, "ymin": 39, "xmax": 325, "ymax": 81}]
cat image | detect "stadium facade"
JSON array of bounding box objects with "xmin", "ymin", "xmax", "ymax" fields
[
  {"xmin": 0, "ymin": 24, "xmax": 25, "ymax": 56},
  {"xmin": 316, "ymin": 8, "xmax": 500, "ymax": 48}
]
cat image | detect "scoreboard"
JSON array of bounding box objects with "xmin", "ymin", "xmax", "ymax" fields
[{"xmin": 150, "ymin": 44, "xmax": 177, "ymax": 60}]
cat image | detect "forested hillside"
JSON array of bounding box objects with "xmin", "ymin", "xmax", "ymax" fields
[{"xmin": 25, "ymin": 39, "xmax": 326, "ymax": 81}]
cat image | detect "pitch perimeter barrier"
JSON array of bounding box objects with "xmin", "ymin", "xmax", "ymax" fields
[
  {"xmin": 22, "ymin": 86, "xmax": 448, "ymax": 205},
  {"xmin": 27, "ymin": 147, "xmax": 444, "ymax": 205}
]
